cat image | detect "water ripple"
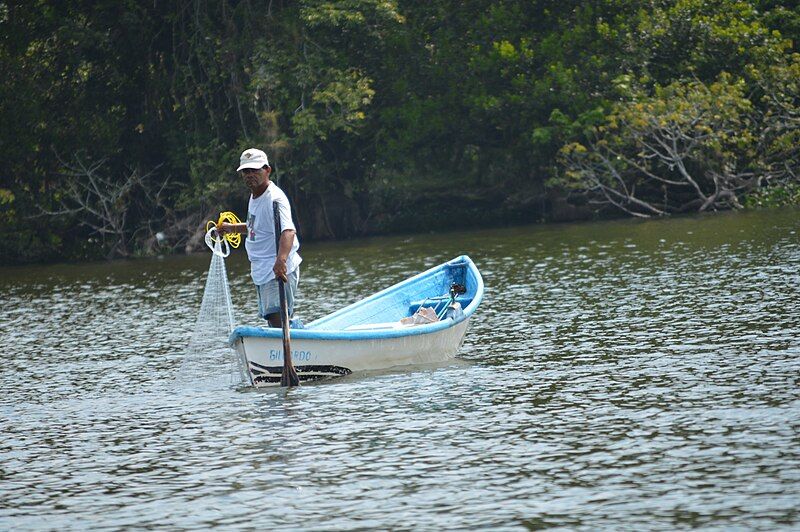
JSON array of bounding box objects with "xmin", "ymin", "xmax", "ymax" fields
[{"xmin": 2, "ymin": 208, "xmax": 799, "ymax": 529}]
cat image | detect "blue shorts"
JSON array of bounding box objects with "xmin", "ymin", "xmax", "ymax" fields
[{"xmin": 256, "ymin": 268, "xmax": 300, "ymax": 319}]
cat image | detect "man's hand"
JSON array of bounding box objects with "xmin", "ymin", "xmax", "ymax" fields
[
  {"xmin": 217, "ymin": 222, "xmax": 231, "ymax": 235},
  {"xmin": 273, "ymin": 257, "xmax": 288, "ymax": 282}
]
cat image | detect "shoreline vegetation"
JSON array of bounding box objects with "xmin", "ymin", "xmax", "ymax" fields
[{"xmin": 1, "ymin": 1, "xmax": 798, "ymax": 265}]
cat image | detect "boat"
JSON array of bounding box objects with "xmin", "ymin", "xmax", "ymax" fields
[{"xmin": 229, "ymin": 255, "xmax": 484, "ymax": 386}]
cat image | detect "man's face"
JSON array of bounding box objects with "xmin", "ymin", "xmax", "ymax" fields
[{"xmin": 240, "ymin": 166, "xmax": 269, "ymax": 192}]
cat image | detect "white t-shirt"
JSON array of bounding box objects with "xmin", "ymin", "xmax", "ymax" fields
[{"xmin": 244, "ymin": 182, "xmax": 302, "ymax": 285}]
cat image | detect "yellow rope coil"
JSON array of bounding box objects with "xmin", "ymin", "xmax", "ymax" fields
[{"xmin": 206, "ymin": 211, "xmax": 242, "ymax": 248}]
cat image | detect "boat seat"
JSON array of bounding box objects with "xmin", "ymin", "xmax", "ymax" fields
[
  {"xmin": 344, "ymin": 322, "xmax": 411, "ymax": 331},
  {"xmin": 408, "ymin": 296, "xmax": 472, "ymax": 315}
]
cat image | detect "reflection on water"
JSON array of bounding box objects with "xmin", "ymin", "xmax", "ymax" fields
[{"xmin": 2, "ymin": 208, "xmax": 799, "ymax": 529}]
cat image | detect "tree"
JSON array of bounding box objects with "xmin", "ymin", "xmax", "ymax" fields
[
  {"xmin": 557, "ymin": 65, "xmax": 800, "ymax": 217},
  {"xmin": 558, "ymin": 76, "xmax": 760, "ymax": 216},
  {"xmin": 39, "ymin": 157, "xmax": 170, "ymax": 258}
]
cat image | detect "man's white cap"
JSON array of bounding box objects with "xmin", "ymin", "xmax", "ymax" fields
[{"xmin": 237, "ymin": 148, "xmax": 270, "ymax": 171}]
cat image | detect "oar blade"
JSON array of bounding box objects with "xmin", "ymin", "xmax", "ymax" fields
[
  {"xmin": 277, "ymin": 289, "xmax": 299, "ymax": 388},
  {"xmin": 281, "ymin": 363, "xmax": 300, "ymax": 387}
]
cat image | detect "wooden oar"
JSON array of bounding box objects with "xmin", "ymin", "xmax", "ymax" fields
[{"xmin": 273, "ymin": 201, "xmax": 300, "ymax": 387}]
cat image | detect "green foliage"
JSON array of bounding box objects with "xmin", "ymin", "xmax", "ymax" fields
[
  {"xmin": 0, "ymin": 0, "xmax": 798, "ymax": 262},
  {"xmin": 631, "ymin": 0, "xmax": 788, "ymax": 82},
  {"xmin": 743, "ymin": 182, "xmax": 800, "ymax": 208}
]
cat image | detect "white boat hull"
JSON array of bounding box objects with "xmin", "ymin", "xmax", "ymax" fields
[
  {"xmin": 229, "ymin": 255, "xmax": 483, "ymax": 387},
  {"xmin": 235, "ymin": 318, "xmax": 471, "ymax": 386}
]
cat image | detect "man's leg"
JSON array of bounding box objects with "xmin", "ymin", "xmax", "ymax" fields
[
  {"xmin": 266, "ymin": 313, "xmax": 281, "ymax": 328},
  {"xmin": 257, "ymin": 269, "xmax": 299, "ymax": 328}
]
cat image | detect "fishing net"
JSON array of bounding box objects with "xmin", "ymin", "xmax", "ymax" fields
[{"xmin": 180, "ymin": 231, "xmax": 246, "ymax": 386}]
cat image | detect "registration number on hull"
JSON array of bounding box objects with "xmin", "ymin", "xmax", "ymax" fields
[{"xmin": 268, "ymin": 349, "xmax": 313, "ymax": 362}]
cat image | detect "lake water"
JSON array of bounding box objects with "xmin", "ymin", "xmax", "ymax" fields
[{"xmin": 2, "ymin": 208, "xmax": 799, "ymax": 529}]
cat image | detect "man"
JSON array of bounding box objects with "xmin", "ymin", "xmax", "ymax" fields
[{"xmin": 218, "ymin": 148, "xmax": 301, "ymax": 328}]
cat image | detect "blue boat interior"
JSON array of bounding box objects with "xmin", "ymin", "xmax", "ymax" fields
[{"xmin": 308, "ymin": 255, "xmax": 479, "ymax": 331}]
